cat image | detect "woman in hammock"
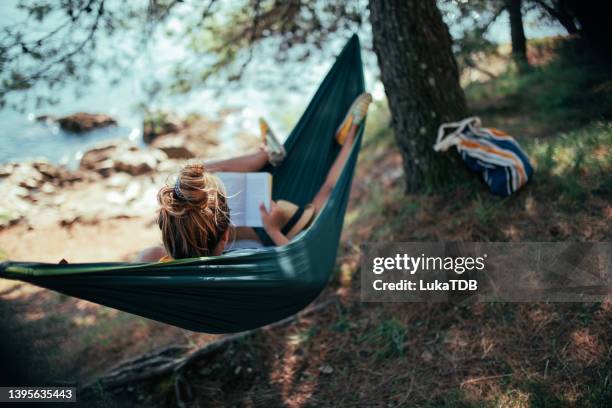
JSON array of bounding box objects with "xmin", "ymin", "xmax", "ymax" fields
[{"xmin": 138, "ymin": 93, "xmax": 371, "ymax": 261}]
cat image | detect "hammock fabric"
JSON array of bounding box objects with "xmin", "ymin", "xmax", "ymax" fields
[{"xmin": 0, "ymin": 35, "xmax": 365, "ymax": 334}]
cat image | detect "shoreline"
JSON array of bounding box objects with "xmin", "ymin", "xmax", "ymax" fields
[{"xmin": 0, "ymin": 111, "xmax": 259, "ymax": 263}]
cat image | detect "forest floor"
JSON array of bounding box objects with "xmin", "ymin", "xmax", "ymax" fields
[{"xmin": 1, "ymin": 38, "xmax": 610, "ymax": 407}]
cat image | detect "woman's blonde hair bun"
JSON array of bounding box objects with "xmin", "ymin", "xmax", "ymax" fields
[{"xmin": 157, "ymin": 163, "xmax": 230, "ymax": 259}]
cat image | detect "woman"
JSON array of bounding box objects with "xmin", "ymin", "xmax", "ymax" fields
[{"xmin": 138, "ymin": 93, "xmax": 372, "ymax": 262}]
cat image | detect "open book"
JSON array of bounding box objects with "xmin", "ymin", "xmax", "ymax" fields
[{"xmin": 217, "ymin": 172, "xmax": 272, "ymax": 227}]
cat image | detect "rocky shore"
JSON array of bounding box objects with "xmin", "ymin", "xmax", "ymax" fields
[{"xmin": 0, "ymin": 111, "xmax": 259, "ymax": 262}]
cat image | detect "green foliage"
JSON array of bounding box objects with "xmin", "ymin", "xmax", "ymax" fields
[
  {"xmin": 360, "ymin": 318, "xmax": 407, "ymax": 360},
  {"xmin": 518, "ymin": 381, "xmax": 571, "ymax": 408},
  {"xmin": 331, "ymin": 315, "xmax": 350, "ymax": 333},
  {"xmin": 440, "ymin": 0, "xmax": 504, "ymax": 67},
  {"xmin": 473, "ymin": 194, "xmax": 502, "ymax": 224},
  {"xmin": 458, "ymin": 41, "xmax": 612, "ymax": 213},
  {"xmin": 287, "ymin": 324, "xmax": 319, "ymax": 346},
  {"xmin": 527, "ymin": 122, "xmax": 612, "ymax": 207},
  {"xmin": 575, "ymin": 380, "xmax": 612, "ymax": 408},
  {"xmin": 465, "ymin": 42, "xmax": 612, "ymax": 128},
  {"xmin": 485, "ymin": 303, "xmax": 517, "ymax": 325},
  {"xmin": 362, "ymin": 100, "xmax": 393, "ymax": 148},
  {"xmin": 143, "ymin": 110, "xmax": 172, "ymax": 134},
  {"xmin": 0, "ymin": 1, "xmax": 177, "ymax": 110}
]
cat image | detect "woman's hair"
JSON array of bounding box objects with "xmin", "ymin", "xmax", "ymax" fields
[{"xmin": 157, "ymin": 163, "xmax": 231, "ymax": 259}]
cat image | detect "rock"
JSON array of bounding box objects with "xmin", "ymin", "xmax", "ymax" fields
[
  {"xmin": 35, "ymin": 114, "xmax": 57, "ymax": 123},
  {"xmin": 80, "ymin": 140, "xmax": 167, "ymax": 176},
  {"xmin": 40, "ymin": 183, "xmax": 56, "ymax": 194},
  {"xmin": 80, "ymin": 141, "xmax": 123, "ymax": 176},
  {"xmin": 59, "ymin": 214, "xmax": 81, "ymax": 227},
  {"xmin": 151, "ymin": 134, "xmax": 197, "ymax": 159},
  {"xmin": 57, "ymin": 112, "xmax": 117, "ymax": 133},
  {"xmin": 113, "ymin": 150, "xmax": 157, "ymax": 175},
  {"xmin": 13, "ymin": 186, "xmax": 30, "ymax": 198},
  {"xmin": 9, "ymin": 164, "xmax": 44, "ymax": 189},
  {"xmin": 421, "ymin": 350, "xmax": 433, "ymax": 363},
  {"xmin": 0, "ymin": 210, "xmax": 23, "ymax": 229},
  {"xmin": 32, "ymin": 161, "xmax": 61, "ymax": 179},
  {"xmin": 114, "ymin": 149, "xmax": 168, "ymax": 176},
  {"xmin": 156, "ymin": 160, "xmax": 182, "ymax": 173},
  {"xmin": 0, "ymin": 178, "xmax": 32, "ymax": 229},
  {"xmin": 63, "ymin": 170, "xmax": 88, "ymax": 184},
  {"xmin": 27, "ymin": 161, "xmax": 85, "ymax": 186},
  {"xmin": 123, "ymin": 181, "xmax": 141, "ymax": 201},
  {"xmin": 319, "ymin": 365, "xmax": 334, "ymax": 375},
  {"xmin": 142, "ymin": 111, "xmax": 183, "ymax": 144},
  {"xmin": 0, "ymin": 163, "xmax": 16, "ymax": 178},
  {"xmin": 96, "ymin": 160, "xmax": 116, "ymax": 177},
  {"xmin": 106, "ymin": 173, "xmax": 132, "ymax": 188}
]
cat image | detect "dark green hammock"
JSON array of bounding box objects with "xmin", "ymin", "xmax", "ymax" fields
[{"xmin": 0, "ymin": 35, "xmax": 365, "ymax": 334}]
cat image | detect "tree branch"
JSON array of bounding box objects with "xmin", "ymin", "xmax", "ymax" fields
[
  {"xmin": 3, "ymin": 0, "xmax": 105, "ymax": 92},
  {"xmin": 81, "ymin": 297, "xmax": 339, "ymax": 393}
]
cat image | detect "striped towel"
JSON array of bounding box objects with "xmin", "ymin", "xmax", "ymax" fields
[{"xmin": 434, "ymin": 117, "xmax": 533, "ymax": 197}]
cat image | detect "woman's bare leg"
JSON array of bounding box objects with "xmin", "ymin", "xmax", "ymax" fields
[
  {"xmin": 311, "ymin": 124, "xmax": 358, "ymax": 212},
  {"xmin": 204, "ymin": 149, "xmax": 269, "ymax": 173}
]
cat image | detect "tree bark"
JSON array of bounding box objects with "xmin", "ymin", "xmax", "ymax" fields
[
  {"xmin": 369, "ymin": 0, "xmax": 469, "ymax": 193},
  {"xmin": 506, "ymin": 0, "xmax": 530, "ymax": 73}
]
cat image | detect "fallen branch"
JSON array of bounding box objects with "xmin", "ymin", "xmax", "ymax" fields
[
  {"xmin": 82, "ymin": 297, "xmax": 338, "ymax": 392},
  {"xmin": 460, "ymin": 373, "xmax": 512, "ymax": 387}
]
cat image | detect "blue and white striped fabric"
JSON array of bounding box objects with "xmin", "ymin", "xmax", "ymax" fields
[{"xmin": 434, "ymin": 117, "xmax": 533, "ymax": 197}]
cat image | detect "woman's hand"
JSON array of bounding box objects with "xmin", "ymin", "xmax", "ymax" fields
[{"xmin": 259, "ymin": 201, "xmax": 289, "ymax": 245}]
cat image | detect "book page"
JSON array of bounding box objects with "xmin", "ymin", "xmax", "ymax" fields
[
  {"xmin": 216, "ymin": 172, "xmax": 246, "ymax": 226},
  {"xmin": 216, "ymin": 172, "xmax": 271, "ymax": 227},
  {"xmin": 245, "ymin": 173, "xmax": 272, "ymax": 227}
]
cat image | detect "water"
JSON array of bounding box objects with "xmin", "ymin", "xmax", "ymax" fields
[
  {"xmin": 0, "ymin": 114, "xmax": 140, "ymax": 167},
  {"xmin": 0, "ymin": 2, "xmax": 565, "ymax": 167},
  {"xmin": 0, "ymin": 0, "xmax": 322, "ymax": 167}
]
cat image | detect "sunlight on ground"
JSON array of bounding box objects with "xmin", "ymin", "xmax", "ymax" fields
[
  {"xmin": 0, "ymin": 280, "xmax": 43, "ymax": 300},
  {"xmin": 73, "ymin": 315, "xmax": 98, "ymax": 327}
]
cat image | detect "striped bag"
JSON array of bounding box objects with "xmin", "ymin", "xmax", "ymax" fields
[{"xmin": 433, "ymin": 117, "xmax": 533, "ymax": 197}]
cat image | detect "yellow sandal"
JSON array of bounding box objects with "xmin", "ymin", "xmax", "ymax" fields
[{"xmin": 335, "ymin": 92, "xmax": 372, "ymax": 145}]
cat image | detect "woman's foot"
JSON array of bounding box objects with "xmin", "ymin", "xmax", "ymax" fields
[
  {"xmin": 336, "ymin": 92, "xmax": 372, "ymax": 145},
  {"xmin": 259, "ymin": 118, "xmax": 286, "ymax": 167}
]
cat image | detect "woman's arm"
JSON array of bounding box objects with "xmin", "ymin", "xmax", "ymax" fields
[{"xmin": 259, "ymin": 201, "xmax": 290, "ymax": 246}]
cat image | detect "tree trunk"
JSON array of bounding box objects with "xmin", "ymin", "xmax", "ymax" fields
[
  {"xmin": 506, "ymin": 0, "xmax": 530, "ymax": 73},
  {"xmin": 369, "ymin": 0, "xmax": 469, "ymax": 193}
]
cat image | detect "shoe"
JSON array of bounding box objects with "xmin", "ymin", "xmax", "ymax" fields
[
  {"xmin": 335, "ymin": 92, "xmax": 372, "ymax": 145},
  {"xmin": 259, "ymin": 118, "xmax": 286, "ymax": 167}
]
